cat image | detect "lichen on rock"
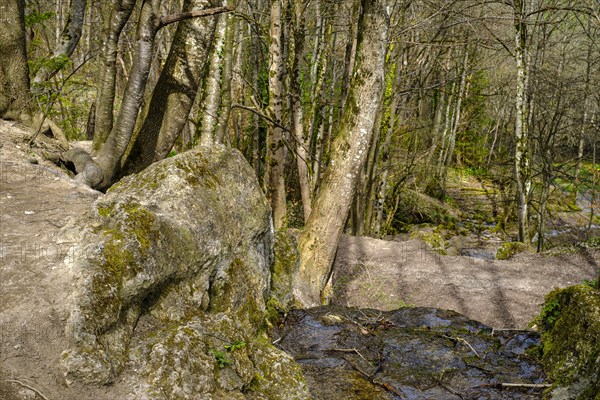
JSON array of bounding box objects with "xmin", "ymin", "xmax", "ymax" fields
[{"xmin": 59, "ymin": 145, "xmax": 310, "ymax": 398}]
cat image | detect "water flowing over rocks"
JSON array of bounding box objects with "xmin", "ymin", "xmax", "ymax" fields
[{"xmin": 275, "ymin": 306, "xmax": 547, "ymax": 400}]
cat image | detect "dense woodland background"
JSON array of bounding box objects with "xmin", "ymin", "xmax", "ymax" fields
[{"xmin": 1, "ymin": 0, "xmax": 600, "ymax": 297}]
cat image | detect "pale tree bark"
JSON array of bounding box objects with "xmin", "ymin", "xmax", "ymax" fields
[
  {"xmin": 214, "ymin": 11, "xmax": 237, "ymax": 143},
  {"xmin": 513, "ymin": 0, "xmax": 532, "ymax": 243},
  {"xmin": 0, "ymin": 0, "xmax": 31, "ymax": 119},
  {"xmin": 94, "ymin": 0, "xmax": 162, "ymax": 189},
  {"xmin": 290, "ymin": 0, "xmax": 312, "ymax": 223},
  {"xmin": 121, "ymin": 0, "xmax": 220, "ymax": 176},
  {"xmin": 92, "ymin": 0, "xmax": 137, "ymax": 151},
  {"xmin": 295, "ymin": 0, "xmax": 390, "ymax": 307},
  {"xmin": 266, "ymin": 0, "xmax": 287, "ymax": 229},
  {"xmin": 33, "ymin": 0, "xmax": 87, "ymax": 84},
  {"xmin": 199, "ymin": 11, "xmax": 227, "ymax": 145}
]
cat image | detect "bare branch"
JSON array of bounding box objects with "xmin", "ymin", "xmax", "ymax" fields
[{"xmin": 159, "ymin": 6, "xmax": 234, "ymax": 29}]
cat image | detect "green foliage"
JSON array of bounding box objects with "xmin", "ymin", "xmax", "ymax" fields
[
  {"xmin": 224, "ymin": 340, "xmax": 246, "ymax": 352},
  {"xmin": 25, "ymin": 10, "xmax": 53, "ymax": 27},
  {"xmin": 211, "ymin": 349, "xmax": 232, "ymax": 368},
  {"xmin": 495, "ymin": 241, "xmax": 527, "ymax": 260},
  {"xmin": 211, "ymin": 340, "xmax": 246, "ymax": 368},
  {"xmin": 537, "ymin": 298, "xmax": 561, "ymax": 331}
]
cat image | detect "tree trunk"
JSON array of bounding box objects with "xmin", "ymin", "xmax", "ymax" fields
[
  {"xmin": 513, "ymin": 0, "xmax": 531, "ymax": 243},
  {"xmin": 33, "ymin": 0, "xmax": 87, "ymax": 84},
  {"xmin": 92, "ymin": 0, "xmax": 137, "ymax": 152},
  {"xmin": 266, "ymin": 0, "xmax": 287, "ymax": 229},
  {"xmin": 120, "ymin": 0, "xmax": 219, "ymax": 176},
  {"xmin": 290, "ymin": 0, "xmax": 312, "ymax": 223},
  {"xmin": 0, "ymin": 0, "xmax": 31, "ymax": 119},
  {"xmin": 295, "ymin": 0, "xmax": 390, "ymax": 307},
  {"xmin": 214, "ymin": 11, "xmax": 237, "ymax": 144},
  {"xmin": 199, "ymin": 12, "xmax": 227, "ymax": 145},
  {"xmin": 94, "ymin": 0, "xmax": 161, "ymax": 189}
]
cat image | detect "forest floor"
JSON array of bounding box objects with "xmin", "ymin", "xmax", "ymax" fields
[
  {"xmin": 332, "ymin": 235, "xmax": 598, "ymax": 329},
  {"xmin": 0, "ymin": 119, "xmax": 598, "ymax": 398}
]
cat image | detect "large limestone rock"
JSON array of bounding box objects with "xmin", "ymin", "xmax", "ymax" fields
[{"xmin": 60, "ymin": 145, "xmax": 310, "ymax": 398}]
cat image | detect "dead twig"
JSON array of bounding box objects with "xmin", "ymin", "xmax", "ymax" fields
[
  {"xmin": 442, "ymin": 335, "xmax": 480, "ymax": 358},
  {"xmin": 501, "ymin": 382, "xmax": 552, "ymax": 389},
  {"xmin": 332, "ymin": 348, "xmax": 369, "ymax": 363},
  {"xmin": 6, "ymin": 379, "xmax": 50, "ymax": 400}
]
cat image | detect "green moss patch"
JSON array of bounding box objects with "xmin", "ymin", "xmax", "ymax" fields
[{"xmin": 534, "ymin": 285, "xmax": 600, "ymax": 399}]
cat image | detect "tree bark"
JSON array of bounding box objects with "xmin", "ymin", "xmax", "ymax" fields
[
  {"xmin": 94, "ymin": 0, "xmax": 162, "ymax": 189},
  {"xmin": 290, "ymin": 0, "xmax": 312, "ymax": 223},
  {"xmin": 214, "ymin": 11, "xmax": 237, "ymax": 144},
  {"xmin": 266, "ymin": 0, "xmax": 287, "ymax": 229},
  {"xmin": 295, "ymin": 0, "xmax": 390, "ymax": 307},
  {"xmin": 92, "ymin": 0, "xmax": 137, "ymax": 152},
  {"xmin": 199, "ymin": 11, "xmax": 227, "ymax": 145},
  {"xmin": 33, "ymin": 0, "xmax": 87, "ymax": 84},
  {"xmin": 513, "ymin": 0, "xmax": 531, "ymax": 243},
  {"xmin": 0, "ymin": 0, "xmax": 31, "ymax": 119},
  {"xmin": 120, "ymin": 0, "xmax": 219, "ymax": 176}
]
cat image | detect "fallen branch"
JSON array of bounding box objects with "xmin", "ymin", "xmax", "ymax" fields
[
  {"xmin": 442, "ymin": 335, "xmax": 480, "ymax": 358},
  {"xmin": 501, "ymin": 382, "xmax": 552, "ymax": 389},
  {"xmin": 6, "ymin": 379, "xmax": 51, "ymax": 400}
]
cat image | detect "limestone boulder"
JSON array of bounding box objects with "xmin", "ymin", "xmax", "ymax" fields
[{"xmin": 60, "ymin": 145, "xmax": 310, "ymax": 399}]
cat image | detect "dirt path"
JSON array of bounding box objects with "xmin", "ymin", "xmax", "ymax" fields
[
  {"xmin": 0, "ymin": 121, "xmax": 114, "ymax": 399},
  {"xmin": 332, "ymin": 235, "xmax": 599, "ymax": 329}
]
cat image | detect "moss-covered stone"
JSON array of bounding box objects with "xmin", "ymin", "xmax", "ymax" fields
[
  {"xmin": 496, "ymin": 241, "xmax": 528, "ymax": 260},
  {"xmin": 534, "ymin": 285, "xmax": 600, "ymax": 399},
  {"xmin": 60, "ymin": 145, "xmax": 290, "ymax": 394},
  {"xmin": 270, "ymin": 229, "xmax": 301, "ymax": 310},
  {"xmin": 410, "ymin": 228, "xmax": 448, "ymax": 255}
]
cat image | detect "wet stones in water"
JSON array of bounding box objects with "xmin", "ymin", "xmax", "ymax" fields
[{"xmin": 275, "ymin": 306, "xmax": 547, "ymax": 400}]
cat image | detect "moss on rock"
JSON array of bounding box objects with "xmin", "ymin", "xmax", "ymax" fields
[{"xmin": 534, "ymin": 285, "xmax": 600, "ymax": 399}]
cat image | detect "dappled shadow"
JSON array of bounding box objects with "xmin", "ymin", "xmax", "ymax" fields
[{"xmin": 332, "ymin": 235, "xmax": 599, "ymax": 329}]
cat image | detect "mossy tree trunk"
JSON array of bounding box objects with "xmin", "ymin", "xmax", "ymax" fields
[
  {"xmin": 295, "ymin": 0, "xmax": 390, "ymax": 307},
  {"xmin": 0, "ymin": 0, "xmax": 31, "ymax": 120},
  {"xmin": 513, "ymin": 0, "xmax": 532, "ymax": 244},
  {"xmin": 290, "ymin": 0, "xmax": 313, "ymax": 223}
]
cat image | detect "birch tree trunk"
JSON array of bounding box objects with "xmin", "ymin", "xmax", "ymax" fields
[
  {"xmin": 290, "ymin": 0, "xmax": 312, "ymax": 223},
  {"xmin": 513, "ymin": 0, "xmax": 531, "ymax": 243},
  {"xmin": 33, "ymin": 0, "xmax": 87, "ymax": 84},
  {"xmin": 295, "ymin": 0, "xmax": 390, "ymax": 307},
  {"xmin": 199, "ymin": 12, "xmax": 227, "ymax": 145},
  {"xmin": 266, "ymin": 0, "xmax": 287, "ymax": 229}
]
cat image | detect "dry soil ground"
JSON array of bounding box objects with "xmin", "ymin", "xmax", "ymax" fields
[{"xmin": 332, "ymin": 235, "xmax": 599, "ymax": 329}]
